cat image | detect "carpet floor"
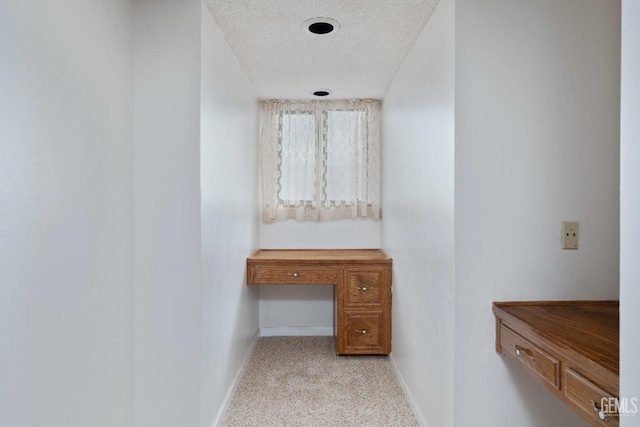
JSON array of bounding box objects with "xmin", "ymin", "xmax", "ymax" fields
[{"xmin": 220, "ymin": 336, "xmax": 418, "ymax": 427}]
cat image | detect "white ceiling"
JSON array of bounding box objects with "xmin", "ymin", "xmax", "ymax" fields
[{"xmin": 204, "ymin": 0, "xmax": 440, "ymax": 100}]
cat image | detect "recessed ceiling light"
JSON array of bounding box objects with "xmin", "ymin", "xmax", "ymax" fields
[
  {"xmin": 304, "ymin": 18, "xmax": 339, "ymax": 35},
  {"xmin": 309, "ymin": 22, "xmax": 334, "ymax": 34},
  {"xmin": 312, "ymin": 89, "xmax": 332, "ymax": 97}
]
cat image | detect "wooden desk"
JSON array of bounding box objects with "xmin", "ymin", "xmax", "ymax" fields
[
  {"xmin": 493, "ymin": 301, "xmax": 619, "ymax": 426},
  {"xmin": 247, "ymin": 249, "xmax": 392, "ymax": 355}
]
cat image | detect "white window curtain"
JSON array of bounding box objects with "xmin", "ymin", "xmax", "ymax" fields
[{"xmin": 260, "ymin": 99, "xmax": 381, "ymax": 222}]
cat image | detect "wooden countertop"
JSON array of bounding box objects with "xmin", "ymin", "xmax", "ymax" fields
[
  {"xmin": 247, "ymin": 249, "xmax": 392, "ymax": 264},
  {"xmin": 493, "ymin": 300, "xmax": 619, "ymax": 375},
  {"xmin": 493, "ymin": 300, "xmax": 620, "ymax": 425}
]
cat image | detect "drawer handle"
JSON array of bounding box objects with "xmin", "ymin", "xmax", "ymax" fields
[
  {"xmin": 355, "ymin": 329, "xmax": 368, "ymax": 335},
  {"xmin": 287, "ymin": 272, "xmax": 306, "ymax": 277},
  {"xmin": 591, "ymin": 400, "xmax": 614, "ymax": 422},
  {"xmin": 355, "ymin": 286, "xmax": 370, "ymax": 291},
  {"xmin": 514, "ymin": 345, "xmax": 536, "ymax": 362}
]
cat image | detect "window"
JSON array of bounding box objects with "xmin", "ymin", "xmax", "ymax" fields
[{"xmin": 260, "ymin": 99, "xmax": 381, "ymax": 222}]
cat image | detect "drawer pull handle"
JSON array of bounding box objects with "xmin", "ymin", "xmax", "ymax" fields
[
  {"xmin": 355, "ymin": 329, "xmax": 368, "ymax": 334},
  {"xmin": 287, "ymin": 272, "xmax": 306, "ymax": 277},
  {"xmin": 514, "ymin": 345, "xmax": 536, "ymax": 362},
  {"xmin": 355, "ymin": 286, "xmax": 369, "ymax": 291},
  {"xmin": 591, "ymin": 400, "xmax": 613, "ymax": 422}
]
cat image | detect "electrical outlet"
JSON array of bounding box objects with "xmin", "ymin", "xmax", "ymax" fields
[{"xmin": 562, "ymin": 221, "xmax": 579, "ymax": 250}]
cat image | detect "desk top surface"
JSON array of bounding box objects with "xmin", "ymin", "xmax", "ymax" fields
[
  {"xmin": 248, "ymin": 249, "xmax": 392, "ymax": 263},
  {"xmin": 493, "ymin": 300, "xmax": 619, "ymax": 374}
]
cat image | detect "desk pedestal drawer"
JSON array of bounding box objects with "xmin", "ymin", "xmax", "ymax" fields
[
  {"xmin": 339, "ymin": 312, "xmax": 390, "ymax": 355},
  {"xmin": 345, "ymin": 267, "xmax": 387, "ymax": 307},
  {"xmin": 250, "ymin": 266, "xmax": 338, "ymax": 284},
  {"xmin": 500, "ymin": 325, "xmax": 560, "ymax": 390}
]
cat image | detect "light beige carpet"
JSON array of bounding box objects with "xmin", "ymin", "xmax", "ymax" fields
[{"xmin": 220, "ymin": 336, "xmax": 418, "ymax": 427}]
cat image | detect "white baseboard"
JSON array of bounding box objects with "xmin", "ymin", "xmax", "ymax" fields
[
  {"xmin": 259, "ymin": 326, "xmax": 334, "ymax": 337},
  {"xmin": 213, "ymin": 329, "xmax": 260, "ymax": 427},
  {"xmin": 389, "ymin": 354, "xmax": 428, "ymax": 427}
]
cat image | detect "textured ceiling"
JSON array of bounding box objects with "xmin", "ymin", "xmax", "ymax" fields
[{"xmin": 204, "ymin": 0, "xmax": 440, "ymax": 100}]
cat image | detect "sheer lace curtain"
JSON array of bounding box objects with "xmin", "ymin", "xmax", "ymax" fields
[{"xmin": 260, "ymin": 99, "xmax": 381, "ymax": 222}]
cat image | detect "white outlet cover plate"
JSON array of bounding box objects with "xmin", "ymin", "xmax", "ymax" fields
[{"xmin": 562, "ymin": 221, "xmax": 579, "ymax": 250}]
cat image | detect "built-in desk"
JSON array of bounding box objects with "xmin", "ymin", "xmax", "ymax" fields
[
  {"xmin": 493, "ymin": 301, "xmax": 620, "ymax": 426},
  {"xmin": 247, "ymin": 249, "xmax": 392, "ymax": 355}
]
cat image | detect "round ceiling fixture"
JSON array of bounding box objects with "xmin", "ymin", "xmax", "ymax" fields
[
  {"xmin": 304, "ymin": 18, "xmax": 340, "ymax": 35},
  {"xmin": 312, "ymin": 89, "xmax": 332, "ymax": 97}
]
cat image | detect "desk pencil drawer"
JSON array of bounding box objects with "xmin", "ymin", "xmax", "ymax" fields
[
  {"xmin": 344, "ymin": 267, "xmax": 388, "ymax": 307},
  {"xmin": 500, "ymin": 325, "xmax": 560, "ymax": 390},
  {"xmin": 340, "ymin": 312, "xmax": 390, "ymax": 355},
  {"xmin": 565, "ymin": 369, "xmax": 619, "ymax": 426},
  {"xmin": 249, "ymin": 266, "xmax": 338, "ymax": 284}
]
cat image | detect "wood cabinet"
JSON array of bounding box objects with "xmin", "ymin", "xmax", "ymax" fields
[
  {"xmin": 247, "ymin": 249, "xmax": 392, "ymax": 355},
  {"xmin": 493, "ymin": 301, "xmax": 620, "ymax": 426},
  {"xmin": 339, "ymin": 266, "xmax": 391, "ymax": 354}
]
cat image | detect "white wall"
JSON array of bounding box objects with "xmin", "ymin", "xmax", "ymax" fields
[
  {"xmin": 454, "ymin": 0, "xmax": 620, "ymax": 426},
  {"xmin": 381, "ymin": 0, "xmax": 455, "ymax": 425},
  {"xmin": 199, "ymin": 4, "xmax": 260, "ymax": 426},
  {"xmin": 259, "ymin": 200, "xmax": 380, "ymax": 333},
  {"xmin": 620, "ymin": 2, "xmax": 640, "ymax": 425},
  {"xmin": 133, "ymin": 1, "xmax": 202, "ymax": 426},
  {"xmin": 0, "ymin": 1, "xmax": 134, "ymax": 426}
]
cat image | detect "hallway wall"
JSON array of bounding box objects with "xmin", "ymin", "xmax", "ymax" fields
[
  {"xmin": 0, "ymin": 1, "xmax": 134, "ymax": 426},
  {"xmin": 133, "ymin": 0, "xmax": 203, "ymax": 425},
  {"xmin": 381, "ymin": 0, "xmax": 455, "ymax": 425},
  {"xmin": 199, "ymin": 3, "xmax": 260, "ymax": 426},
  {"xmin": 620, "ymin": 1, "xmax": 640, "ymax": 422},
  {"xmin": 454, "ymin": 0, "xmax": 621, "ymax": 425}
]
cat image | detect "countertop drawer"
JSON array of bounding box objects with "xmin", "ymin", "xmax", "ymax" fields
[
  {"xmin": 249, "ymin": 266, "xmax": 338, "ymax": 284},
  {"xmin": 500, "ymin": 324, "xmax": 560, "ymax": 390},
  {"xmin": 565, "ymin": 368, "xmax": 619, "ymax": 426}
]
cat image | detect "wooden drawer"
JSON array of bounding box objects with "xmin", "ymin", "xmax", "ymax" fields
[
  {"xmin": 340, "ymin": 312, "xmax": 390, "ymax": 355},
  {"xmin": 499, "ymin": 325, "xmax": 560, "ymax": 390},
  {"xmin": 344, "ymin": 267, "xmax": 388, "ymax": 307},
  {"xmin": 250, "ymin": 266, "xmax": 338, "ymax": 284},
  {"xmin": 565, "ymin": 368, "xmax": 619, "ymax": 426}
]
